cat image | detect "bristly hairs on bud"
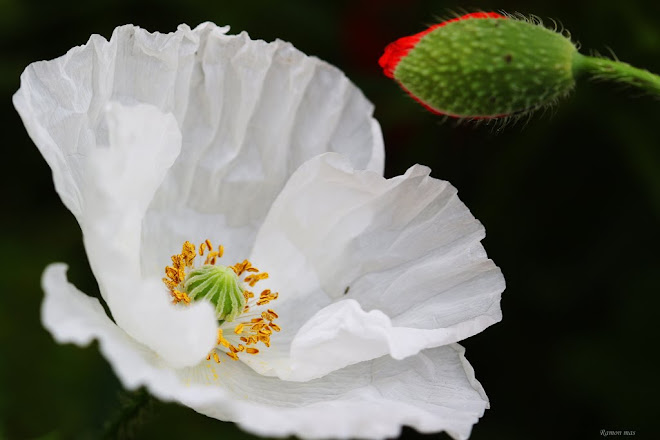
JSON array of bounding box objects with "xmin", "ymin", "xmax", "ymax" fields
[
  {"xmin": 436, "ymin": 11, "xmax": 571, "ymax": 130},
  {"xmin": 381, "ymin": 9, "xmax": 660, "ymax": 129},
  {"xmin": 380, "ymin": 10, "xmax": 581, "ymax": 129}
]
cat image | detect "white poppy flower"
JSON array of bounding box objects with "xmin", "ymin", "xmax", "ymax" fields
[{"xmin": 14, "ymin": 23, "xmax": 505, "ymax": 440}]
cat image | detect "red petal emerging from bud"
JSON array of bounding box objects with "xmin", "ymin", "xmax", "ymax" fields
[{"xmin": 379, "ymin": 12, "xmax": 505, "ymax": 79}]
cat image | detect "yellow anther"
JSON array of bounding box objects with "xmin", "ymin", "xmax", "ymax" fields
[
  {"xmin": 234, "ymin": 323, "xmax": 245, "ymax": 334},
  {"xmin": 261, "ymin": 310, "xmax": 276, "ymax": 321},
  {"xmin": 171, "ymin": 289, "xmax": 191, "ymax": 305},
  {"xmin": 218, "ymin": 245, "xmax": 224, "ymax": 258},
  {"xmin": 199, "ymin": 241, "xmax": 207, "ymax": 256},
  {"xmin": 181, "ymin": 241, "xmax": 196, "ymax": 267},
  {"xmin": 226, "ymin": 352, "xmax": 239, "ymax": 361},
  {"xmin": 205, "ymin": 251, "xmax": 219, "ymax": 265},
  {"xmin": 257, "ymin": 289, "xmax": 279, "ymax": 306},
  {"xmin": 259, "ymin": 335, "xmax": 271, "ymax": 347},
  {"xmin": 165, "ymin": 266, "xmax": 178, "ymax": 280},
  {"xmin": 230, "ymin": 260, "xmax": 248, "ymax": 276},
  {"xmin": 217, "ymin": 328, "xmax": 230, "ymax": 347},
  {"xmin": 269, "ymin": 323, "xmax": 281, "ymax": 332},
  {"xmin": 246, "ymin": 348, "xmax": 259, "ymax": 355},
  {"xmin": 229, "ymin": 345, "xmax": 238, "ymax": 354},
  {"xmin": 237, "ymin": 344, "xmax": 245, "ymax": 352},
  {"xmin": 212, "ymin": 352, "xmax": 220, "ymax": 363},
  {"xmin": 245, "ymin": 272, "xmax": 269, "ymax": 287},
  {"xmin": 205, "ymin": 239, "xmax": 213, "ymax": 252}
]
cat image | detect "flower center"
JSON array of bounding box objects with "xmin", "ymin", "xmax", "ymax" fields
[{"xmin": 162, "ymin": 239, "xmax": 280, "ymax": 363}]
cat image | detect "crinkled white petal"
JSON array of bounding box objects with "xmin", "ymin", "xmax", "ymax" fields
[
  {"xmin": 14, "ymin": 22, "xmax": 384, "ymax": 365},
  {"xmin": 138, "ymin": 24, "xmax": 384, "ymax": 272},
  {"xmin": 246, "ymin": 153, "xmax": 504, "ymax": 380},
  {"xmin": 12, "ymin": 22, "xmax": 383, "ymax": 276},
  {"xmin": 42, "ymin": 265, "xmax": 487, "ymax": 440},
  {"xmin": 191, "ymin": 344, "xmax": 488, "ymax": 440}
]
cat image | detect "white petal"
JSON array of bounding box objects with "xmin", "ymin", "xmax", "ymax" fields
[
  {"xmin": 33, "ymin": 101, "xmax": 215, "ymax": 368},
  {"xmin": 87, "ymin": 103, "xmax": 218, "ymax": 367},
  {"xmin": 141, "ymin": 26, "xmax": 384, "ymax": 273},
  {"xmin": 41, "ymin": 263, "xmax": 231, "ymax": 406},
  {"xmin": 186, "ymin": 344, "xmax": 487, "ymax": 440},
  {"xmin": 247, "ymin": 153, "xmax": 504, "ymax": 380},
  {"xmin": 43, "ymin": 263, "xmax": 487, "ymax": 439},
  {"xmin": 12, "ymin": 22, "xmax": 384, "ymax": 279}
]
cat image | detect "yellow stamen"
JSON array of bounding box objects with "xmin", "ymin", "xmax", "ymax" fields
[
  {"xmin": 181, "ymin": 241, "xmax": 196, "ymax": 267},
  {"xmin": 226, "ymin": 352, "xmax": 239, "ymax": 361},
  {"xmin": 217, "ymin": 328, "xmax": 230, "ymax": 347},
  {"xmin": 259, "ymin": 336, "xmax": 271, "ymax": 348},
  {"xmin": 245, "ymin": 272, "xmax": 269, "ymax": 287},
  {"xmin": 256, "ymin": 289, "xmax": 278, "ymax": 306},
  {"xmin": 204, "ymin": 251, "xmax": 219, "ymax": 265},
  {"xmin": 171, "ymin": 289, "xmax": 191, "ymax": 305},
  {"xmin": 230, "ymin": 260, "xmax": 250, "ymax": 276},
  {"xmin": 246, "ymin": 348, "xmax": 259, "ymax": 355},
  {"xmin": 234, "ymin": 323, "xmax": 245, "ymax": 334}
]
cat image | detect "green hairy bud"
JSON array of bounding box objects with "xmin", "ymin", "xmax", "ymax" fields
[{"xmin": 380, "ymin": 12, "xmax": 660, "ymax": 120}]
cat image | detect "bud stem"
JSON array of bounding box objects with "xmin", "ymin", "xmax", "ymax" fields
[{"xmin": 573, "ymin": 54, "xmax": 660, "ymax": 97}]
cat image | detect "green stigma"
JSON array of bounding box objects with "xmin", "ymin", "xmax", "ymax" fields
[
  {"xmin": 394, "ymin": 16, "xmax": 578, "ymax": 118},
  {"xmin": 183, "ymin": 265, "xmax": 246, "ymax": 322}
]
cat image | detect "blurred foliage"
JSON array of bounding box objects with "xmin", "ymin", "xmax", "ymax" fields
[{"xmin": 1, "ymin": 0, "xmax": 659, "ymax": 439}]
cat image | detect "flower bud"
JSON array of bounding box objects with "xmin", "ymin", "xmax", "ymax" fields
[
  {"xmin": 184, "ymin": 265, "xmax": 246, "ymax": 322},
  {"xmin": 380, "ymin": 13, "xmax": 578, "ymax": 118}
]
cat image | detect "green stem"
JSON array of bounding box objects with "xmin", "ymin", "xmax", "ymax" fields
[
  {"xmin": 102, "ymin": 388, "xmax": 155, "ymax": 440},
  {"xmin": 573, "ymin": 53, "xmax": 660, "ymax": 97}
]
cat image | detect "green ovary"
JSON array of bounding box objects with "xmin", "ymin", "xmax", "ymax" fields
[
  {"xmin": 395, "ymin": 17, "xmax": 578, "ymax": 117},
  {"xmin": 183, "ymin": 265, "xmax": 246, "ymax": 322}
]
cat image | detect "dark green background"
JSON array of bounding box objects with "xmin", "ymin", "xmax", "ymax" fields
[{"xmin": 2, "ymin": 1, "xmax": 659, "ymax": 439}]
